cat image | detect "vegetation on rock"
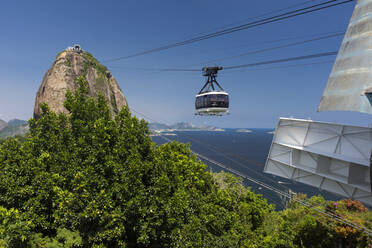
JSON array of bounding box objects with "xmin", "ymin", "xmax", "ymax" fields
[
  {"xmin": 0, "ymin": 76, "xmax": 371, "ymax": 247},
  {"xmin": 82, "ymin": 52, "xmax": 108, "ymax": 76},
  {"xmin": 34, "ymin": 49, "xmax": 127, "ymax": 119}
]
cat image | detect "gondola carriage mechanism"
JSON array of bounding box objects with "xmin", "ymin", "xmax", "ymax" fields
[{"xmin": 195, "ymin": 66, "xmax": 229, "ymax": 116}]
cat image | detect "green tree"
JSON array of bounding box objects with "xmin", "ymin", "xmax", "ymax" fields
[
  {"xmin": 0, "ymin": 76, "xmax": 272, "ymax": 247},
  {"xmin": 259, "ymin": 194, "xmax": 372, "ymax": 248},
  {"xmin": 1, "ymin": 75, "xmax": 371, "ymax": 247}
]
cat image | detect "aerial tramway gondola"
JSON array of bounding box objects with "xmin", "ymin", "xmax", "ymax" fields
[{"xmin": 195, "ymin": 66, "xmax": 229, "ymax": 116}]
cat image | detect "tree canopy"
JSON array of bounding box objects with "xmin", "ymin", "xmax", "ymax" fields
[
  {"xmin": 0, "ymin": 77, "xmax": 272, "ymax": 247},
  {"xmin": 0, "ymin": 76, "xmax": 370, "ymax": 247}
]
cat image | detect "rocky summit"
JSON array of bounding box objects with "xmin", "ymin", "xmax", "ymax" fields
[{"xmin": 33, "ymin": 46, "xmax": 128, "ymax": 118}]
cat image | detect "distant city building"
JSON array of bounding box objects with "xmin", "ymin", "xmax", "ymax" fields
[{"xmin": 66, "ymin": 44, "xmax": 83, "ymax": 53}]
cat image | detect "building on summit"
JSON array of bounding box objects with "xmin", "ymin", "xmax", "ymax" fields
[{"xmin": 66, "ymin": 44, "xmax": 83, "ymax": 53}]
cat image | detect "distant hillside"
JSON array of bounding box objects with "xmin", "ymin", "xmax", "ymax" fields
[
  {"xmin": 7, "ymin": 119, "xmax": 27, "ymax": 126},
  {"xmin": 149, "ymin": 122, "xmax": 223, "ymax": 132},
  {"xmin": 0, "ymin": 120, "xmax": 220, "ymax": 138},
  {"xmin": 148, "ymin": 123, "xmax": 170, "ymax": 130},
  {"xmin": 0, "ymin": 119, "xmax": 7, "ymax": 131},
  {"xmin": 1, "ymin": 120, "xmax": 221, "ymax": 138},
  {"xmin": 171, "ymin": 122, "xmax": 196, "ymax": 129},
  {"xmin": 0, "ymin": 119, "xmax": 29, "ymax": 138}
]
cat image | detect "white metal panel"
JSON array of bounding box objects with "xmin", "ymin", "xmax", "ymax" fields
[
  {"xmin": 275, "ymin": 120, "xmax": 308, "ymax": 147},
  {"xmin": 329, "ymin": 159, "xmax": 349, "ymax": 181},
  {"xmin": 341, "ymin": 126, "xmax": 372, "ymax": 160},
  {"xmin": 264, "ymin": 118, "xmax": 372, "ymax": 206},
  {"xmin": 273, "ymin": 118, "xmax": 372, "ymax": 166},
  {"xmin": 305, "ymin": 123, "xmax": 341, "ymax": 154},
  {"xmin": 321, "ymin": 178, "xmax": 354, "ymax": 197},
  {"xmin": 295, "ymin": 150, "xmax": 318, "ymax": 172},
  {"xmin": 265, "ymin": 160, "xmax": 294, "ymax": 178},
  {"xmin": 270, "ymin": 144, "xmax": 291, "ymax": 165},
  {"xmin": 294, "ymin": 171, "xmax": 323, "ymax": 187}
]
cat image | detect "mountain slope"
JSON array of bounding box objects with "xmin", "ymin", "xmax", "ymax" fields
[
  {"xmin": 0, "ymin": 120, "xmax": 7, "ymax": 131},
  {"xmin": 0, "ymin": 120, "xmax": 28, "ymax": 138},
  {"xmin": 34, "ymin": 47, "xmax": 128, "ymax": 118},
  {"xmin": 7, "ymin": 119, "xmax": 27, "ymax": 126}
]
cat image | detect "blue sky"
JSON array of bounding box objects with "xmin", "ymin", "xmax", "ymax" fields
[{"xmin": 0, "ymin": 0, "xmax": 371, "ymax": 128}]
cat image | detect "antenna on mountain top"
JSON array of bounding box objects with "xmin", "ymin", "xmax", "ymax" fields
[{"xmin": 66, "ymin": 44, "xmax": 83, "ymax": 53}]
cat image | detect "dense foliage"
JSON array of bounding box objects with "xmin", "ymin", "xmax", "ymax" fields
[
  {"xmin": 0, "ymin": 77, "xmax": 271, "ymax": 247},
  {"xmin": 259, "ymin": 195, "xmax": 372, "ymax": 248},
  {"xmin": 82, "ymin": 52, "xmax": 108, "ymax": 76},
  {"xmin": 0, "ymin": 76, "xmax": 370, "ymax": 247}
]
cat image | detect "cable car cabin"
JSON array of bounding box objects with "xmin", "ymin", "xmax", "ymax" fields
[
  {"xmin": 195, "ymin": 66, "xmax": 229, "ymax": 116},
  {"xmin": 195, "ymin": 91, "xmax": 229, "ymax": 115}
]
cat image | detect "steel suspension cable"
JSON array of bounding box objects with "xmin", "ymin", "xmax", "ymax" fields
[
  {"xmin": 196, "ymin": 32, "xmax": 343, "ymax": 65},
  {"xmin": 123, "ymin": 29, "xmax": 344, "ymax": 69},
  {"xmin": 178, "ymin": 131, "xmax": 291, "ymax": 192},
  {"xmin": 113, "ymin": 51, "xmax": 338, "ymax": 72},
  {"xmin": 104, "ymin": 0, "xmax": 353, "ymax": 62},
  {"xmin": 132, "ymin": 59, "xmax": 372, "ymax": 232},
  {"xmin": 179, "ymin": 0, "xmax": 319, "ymax": 42},
  {"xmin": 222, "ymin": 60, "xmax": 334, "ymax": 73},
  {"xmin": 176, "ymin": 129, "xmax": 352, "ymax": 218},
  {"xmin": 131, "ymin": 108, "xmax": 372, "ymax": 235},
  {"xmin": 223, "ymin": 51, "xmax": 338, "ymax": 70},
  {"xmin": 164, "ymin": 135, "xmax": 372, "ymax": 236},
  {"xmin": 158, "ymin": 134, "xmax": 372, "ymax": 236}
]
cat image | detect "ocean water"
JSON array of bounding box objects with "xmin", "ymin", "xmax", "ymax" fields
[{"xmin": 151, "ymin": 129, "xmax": 341, "ymax": 210}]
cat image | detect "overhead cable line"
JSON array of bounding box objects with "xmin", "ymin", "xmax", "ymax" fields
[
  {"xmin": 109, "ymin": 30, "xmax": 343, "ymax": 73},
  {"xmin": 177, "ymin": 0, "xmax": 319, "ymax": 41},
  {"xmin": 179, "ymin": 131, "xmax": 291, "ymax": 192},
  {"xmin": 130, "ymin": 108, "xmax": 171, "ymax": 126},
  {"xmin": 166, "ymin": 30, "xmax": 345, "ymax": 62},
  {"xmin": 133, "ymin": 106, "xmax": 290, "ymax": 194},
  {"xmin": 174, "ymin": 130, "xmax": 358, "ymax": 223},
  {"xmin": 113, "ymin": 51, "xmax": 337, "ymax": 72},
  {"xmin": 131, "ymin": 107, "xmax": 372, "ymax": 236},
  {"xmin": 158, "ymin": 134, "xmax": 372, "ymax": 236},
  {"xmin": 222, "ymin": 60, "xmax": 334, "ymax": 73},
  {"xmin": 223, "ymin": 51, "xmax": 338, "ymax": 70},
  {"xmin": 109, "ymin": 61, "xmax": 334, "ymax": 75},
  {"xmin": 196, "ymin": 32, "xmax": 344, "ymax": 65},
  {"xmin": 104, "ymin": 0, "xmax": 353, "ymax": 62},
  {"xmin": 216, "ymin": 30, "xmax": 345, "ymax": 52},
  {"xmin": 130, "ymin": 108, "xmax": 372, "ymax": 236},
  {"xmin": 195, "ymin": 152, "xmax": 372, "ymax": 237}
]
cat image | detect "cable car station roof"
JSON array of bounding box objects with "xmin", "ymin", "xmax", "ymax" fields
[
  {"xmin": 318, "ymin": 0, "xmax": 372, "ymax": 114},
  {"xmin": 264, "ymin": 118, "xmax": 372, "ymax": 206}
]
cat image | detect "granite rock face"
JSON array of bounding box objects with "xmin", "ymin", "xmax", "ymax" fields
[{"xmin": 34, "ymin": 49, "xmax": 128, "ymax": 118}]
